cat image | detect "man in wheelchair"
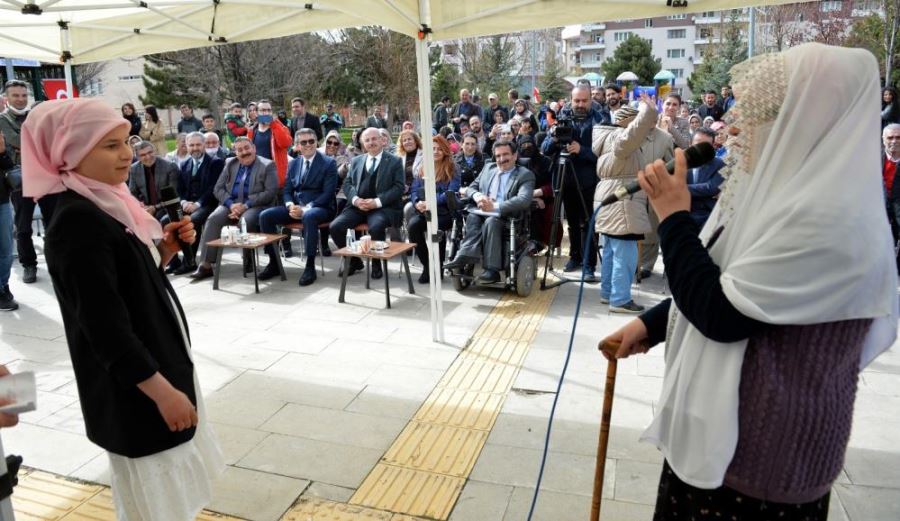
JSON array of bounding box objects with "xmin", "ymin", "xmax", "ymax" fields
[{"xmin": 443, "ymin": 141, "xmax": 535, "ymax": 283}]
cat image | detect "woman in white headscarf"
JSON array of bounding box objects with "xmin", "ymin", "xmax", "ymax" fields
[{"xmin": 600, "ymin": 43, "xmax": 898, "ymax": 520}]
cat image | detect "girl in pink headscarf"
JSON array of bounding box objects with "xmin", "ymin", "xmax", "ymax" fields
[{"xmin": 21, "ymin": 98, "xmax": 223, "ymax": 521}]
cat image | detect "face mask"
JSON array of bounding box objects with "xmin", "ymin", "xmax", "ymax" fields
[
  {"xmin": 258, "ymin": 114, "xmax": 273, "ymax": 124},
  {"xmin": 206, "ymin": 147, "xmax": 219, "ymax": 156},
  {"xmin": 7, "ymin": 105, "xmax": 28, "ymax": 116}
]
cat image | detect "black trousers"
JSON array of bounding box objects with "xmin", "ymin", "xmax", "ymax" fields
[
  {"xmin": 407, "ymin": 212, "xmax": 451, "ymax": 267},
  {"xmin": 561, "ymin": 182, "xmax": 598, "ymax": 269},
  {"xmin": 653, "ymin": 461, "xmax": 830, "ymax": 521},
  {"xmin": 11, "ymin": 190, "xmax": 58, "ymax": 268},
  {"xmin": 329, "ymin": 206, "xmax": 391, "ymax": 247}
]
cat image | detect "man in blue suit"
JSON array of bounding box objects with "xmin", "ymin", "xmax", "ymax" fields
[
  {"xmin": 686, "ymin": 127, "xmax": 725, "ymax": 228},
  {"xmin": 171, "ymin": 132, "xmax": 224, "ymax": 274},
  {"xmin": 258, "ymin": 128, "xmax": 338, "ymax": 286}
]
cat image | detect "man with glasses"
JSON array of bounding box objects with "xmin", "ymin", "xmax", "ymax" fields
[
  {"xmin": 248, "ymin": 99, "xmax": 292, "ymax": 188},
  {"xmin": 258, "ymin": 128, "xmax": 338, "ymax": 286}
]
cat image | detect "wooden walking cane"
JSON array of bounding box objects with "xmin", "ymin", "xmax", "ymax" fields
[
  {"xmin": 591, "ymin": 337, "xmax": 651, "ymax": 520},
  {"xmin": 590, "ymin": 339, "xmax": 621, "ymax": 521}
]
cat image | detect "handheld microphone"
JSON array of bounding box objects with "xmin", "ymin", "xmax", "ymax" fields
[
  {"xmin": 159, "ymin": 186, "xmax": 196, "ymax": 269},
  {"xmin": 599, "ymin": 142, "xmax": 716, "ymax": 205}
]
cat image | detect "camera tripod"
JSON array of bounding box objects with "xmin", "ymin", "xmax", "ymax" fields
[{"xmin": 540, "ymin": 150, "xmax": 598, "ymax": 290}]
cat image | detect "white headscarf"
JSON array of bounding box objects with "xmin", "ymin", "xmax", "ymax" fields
[{"xmin": 641, "ymin": 43, "xmax": 899, "ymax": 488}]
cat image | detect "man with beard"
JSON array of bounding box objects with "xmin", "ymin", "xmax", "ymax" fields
[
  {"xmin": 1, "ymin": 80, "xmax": 57, "ymax": 284},
  {"xmin": 444, "ymin": 141, "xmax": 535, "ymax": 283},
  {"xmin": 603, "ymin": 84, "xmax": 623, "ymax": 124},
  {"xmin": 698, "ymin": 90, "xmax": 725, "ymax": 122},
  {"xmin": 468, "ymin": 115, "xmax": 487, "ymax": 151},
  {"xmin": 288, "ymin": 97, "xmax": 323, "ymax": 141},
  {"xmin": 173, "ymin": 132, "xmax": 224, "ymax": 274},
  {"xmin": 540, "ymin": 85, "xmax": 606, "ymax": 281}
]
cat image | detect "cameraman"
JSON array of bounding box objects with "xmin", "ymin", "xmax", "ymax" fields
[{"xmin": 540, "ymin": 85, "xmax": 606, "ymax": 279}]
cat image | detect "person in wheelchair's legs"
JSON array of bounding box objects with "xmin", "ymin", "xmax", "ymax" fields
[{"xmin": 444, "ymin": 141, "xmax": 535, "ymax": 283}]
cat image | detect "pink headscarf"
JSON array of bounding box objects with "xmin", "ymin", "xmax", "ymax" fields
[{"xmin": 21, "ymin": 98, "xmax": 162, "ymax": 248}]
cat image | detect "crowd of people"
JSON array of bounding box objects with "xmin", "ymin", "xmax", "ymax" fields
[
  {"xmin": 0, "ymin": 41, "xmax": 898, "ymax": 521},
  {"xmin": 0, "ymin": 78, "xmax": 743, "ymax": 309}
]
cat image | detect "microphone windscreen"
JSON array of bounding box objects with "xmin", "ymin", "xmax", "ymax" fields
[
  {"xmin": 160, "ymin": 185, "xmax": 178, "ymax": 203},
  {"xmin": 684, "ymin": 141, "xmax": 716, "ymax": 169}
]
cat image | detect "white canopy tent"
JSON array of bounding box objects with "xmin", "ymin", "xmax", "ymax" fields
[{"xmin": 0, "ymin": 0, "xmax": 805, "ymax": 341}]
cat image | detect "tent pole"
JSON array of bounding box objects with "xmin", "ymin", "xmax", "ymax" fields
[
  {"xmin": 60, "ymin": 22, "xmax": 73, "ymax": 98},
  {"xmin": 415, "ymin": 9, "xmax": 444, "ymax": 343}
]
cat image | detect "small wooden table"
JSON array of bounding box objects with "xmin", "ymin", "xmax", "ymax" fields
[
  {"xmin": 205, "ymin": 233, "xmax": 287, "ymax": 293},
  {"xmin": 334, "ymin": 242, "xmax": 416, "ymax": 308}
]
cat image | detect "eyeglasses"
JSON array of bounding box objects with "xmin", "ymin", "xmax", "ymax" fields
[
  {"xmin": 298, "ymin": 139, "xmax": 317, "ymax": 145},
  {"xmin": 326, "ymin": 140, "xmax": 340, "ymax": 146}
]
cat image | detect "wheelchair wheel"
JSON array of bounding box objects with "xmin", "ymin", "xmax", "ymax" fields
[
  {"xmin": 516, "ymin": 256, "xmax": 535, "ymax": 297},
  {"xmin": 452, "ymin": 265, "xmax": 473, "ymax": 291}
]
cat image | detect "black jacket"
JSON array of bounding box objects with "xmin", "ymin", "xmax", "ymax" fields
[
  {"xmin": 45, "ymin": 191, "xmax": 196, "ymax": 458},
  {"xmin": 178, "ymin": 154, "xmax": 225, "ymax": 208}
]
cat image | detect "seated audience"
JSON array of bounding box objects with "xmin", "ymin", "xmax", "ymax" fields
[{"xmin": 444, "ymin": 141, "xmax": 535, "ymax": 283}]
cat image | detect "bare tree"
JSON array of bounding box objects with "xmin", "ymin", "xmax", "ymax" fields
[{"xmin": 74, "ymin": 61, "xmax": 107, "ymax": 94}]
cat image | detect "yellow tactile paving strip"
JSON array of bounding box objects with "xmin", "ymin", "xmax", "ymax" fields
[
  {"xmin": 12, "ymin": 468, "xmax": 240, "ymax": 521},
  {"xmin": 346, "ymin": 286, "xmax": 557, "ymax": 519},
  {"xmin": 14, "ymin": 278, "xmax": 557, "ymax": 521}
]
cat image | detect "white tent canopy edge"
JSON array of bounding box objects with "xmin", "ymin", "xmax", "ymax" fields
[{"xmin": 0, "ymin": 0, "xmax": 809, "ymax": 342}]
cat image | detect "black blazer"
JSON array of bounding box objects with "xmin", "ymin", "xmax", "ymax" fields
[
  {"xmin": 343, "ymin": 152, "xmax": 405, "ymax": 224},
  {"xmin": 178, "ymin": 154, "xmax": 225, "ymax": 208},
  {"xmin": 284, "ymin": 151, "xmax": 338, "ymax": 212},
  {"xmin": 45, "ymin": 191, "xmax": 196, "ymax": 458}
]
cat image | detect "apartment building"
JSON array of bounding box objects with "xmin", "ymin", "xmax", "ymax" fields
[{"xmin": 563, "ymin": 1, "xmax": 880, "ymax": 99}]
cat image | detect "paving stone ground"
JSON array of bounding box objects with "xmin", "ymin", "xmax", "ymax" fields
[{"xmin": 1, "ymin": 238, "xmax": 898, "ymax": 520}]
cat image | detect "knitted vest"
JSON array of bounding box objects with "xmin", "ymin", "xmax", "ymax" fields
[{"xmin": 724, "ymin": 319, "xmax": 872, "ymax": 503}]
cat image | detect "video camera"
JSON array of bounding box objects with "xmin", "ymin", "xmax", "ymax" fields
[{"xmin": 549, "ymin": 113, "xmax": 575, "ymax": 146}]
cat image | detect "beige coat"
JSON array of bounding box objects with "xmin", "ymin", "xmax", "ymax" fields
[
  {"xmin": 139, "ymin": 119, "xmax": 168, "ymax": 156},
  {"xmin": 592, "ymin": 102, "xmax": 658, "ymax": 236}
]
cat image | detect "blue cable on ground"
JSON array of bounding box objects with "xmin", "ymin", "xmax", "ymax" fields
[{"xmin": 527, "ymin": 204, "xmax": 603, "ymax": 520}]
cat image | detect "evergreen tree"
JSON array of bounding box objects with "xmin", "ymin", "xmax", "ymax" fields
[
  {"xmin": 430, "ymin": 45, "xmax": 460, "ymax": 106},
  {"xmin": 687, "ymin": 10, "xmax": 748, "ymax": 101},
  {"xmin": 600, "ymin": 35, "xmax": 661, "ymax": 84},
  {"xmin": 540, "ymin": 47, "xmax": 568, "ymax": 102},
  {"xmin": 140, "ymin": 53, "xmax": 209, "ymax": 109},
  {"xmin": 459, "ymin": 35, "xmax": 523, "ymax": 97}
]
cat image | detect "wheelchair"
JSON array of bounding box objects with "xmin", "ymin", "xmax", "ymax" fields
[{"xmin": 444, "ymin": 191, "xmax": 540, "ymax": 297}]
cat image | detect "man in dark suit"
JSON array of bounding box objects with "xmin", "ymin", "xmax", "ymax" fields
[
  {"xmin": 444, "ymin": 140, "xmax": 535, "ymax": 283},
  {"xmin": 191, "ymin": 137, "xmax": 278, "ymax": 280},
  {"xmin": 258, "ymin": 128, "xmax": 338, "ymax": 286},
  {"xmin": 288, "ymin": 97, "xmax": 323, "ymax": 141},
  {"xmin": 170, "ymin": 132, "xmax": 225, "ymax": 274},
  {"xmin": 686, "ymin": 127, "xmax": 725, "ymax": 228},
  {"xmin": 329, "ymin": 127, "xmax": 404, "ymax": 280},
  {"xmin": 128, "ymin": 141, "xmax": 180, "ymax": 221},
  {"xmin": 365, "ymin": 106, "xmax": 389, "ymax": 130}
]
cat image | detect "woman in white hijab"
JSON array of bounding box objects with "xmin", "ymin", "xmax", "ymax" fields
[{"xmin": 601, "ymin": 43, "xmax": 898, "ymax": 520}]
